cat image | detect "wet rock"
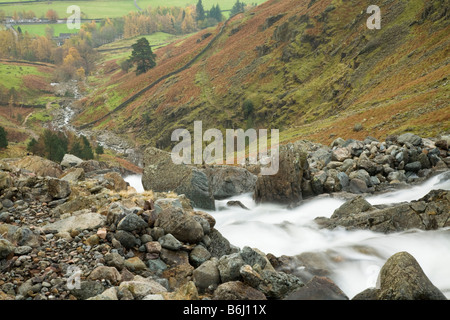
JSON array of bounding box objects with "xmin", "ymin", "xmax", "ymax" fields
[
  {"xmin": 331, "ymin": 196, "xmax": 374, "ymax": 219},
  {"xmin": 284, "ymin": 276, "xmax": 348, "ymax": 300},
  {"xmin": 226, "ymin": 200, "xmax": 250, "ymax": 210},
  {"xmin": 363, "ymin": 252, "xmax": 447, "ymax": 300},
  {"xmin": 257, "ymin": 269, "xmax": 304, "ymax": 299}
]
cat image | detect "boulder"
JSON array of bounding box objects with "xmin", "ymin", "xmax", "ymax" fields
[
  {"xmin": 193, "ymin": 259, "xmax": 221, "ymax": 291},
  {"xmin": 366, "ymin": 252, "xmax": 447, "ymax": 300},
  {"xmin": 47, "ymin": 178, "xmax": 71, "ymax": 199},
  {"xmin": 117, "ymin": 213, "xmax": 148, "ymax": 232},
  {"xmin": 60, "ymin": 168, "xmax": 85, "ymax": 182},
  {"xmin": 70, "ymin": 281, "xmax": 106, "ymax": 300},
  {"xmin": 331, "ymin": 196, "xmax": 374, "ymax": 219},
  {"xmin": 317, "ymin": 190, "xmax": 450, "ymax": 233},
  {"xmin": 114, "ymin": 230, "xmax": 138, "ymax": 249},
  {"xmin": 189, "ymin": 245, "xmax": 211, "ymax": 268},
  {"xmin": 42, "ymin": 210, "xmax": 106, "ymax": 234},
  {"xmin": 12, "ymin": 156, "xmax": 62, "ymax": 178},
  {"xmin": 142, "ymin": 147, "xmax": 214, "ymax": 210},
  {"xmin": 213, "ymin": 281, "xmax": 267, "ymax": 300},
  {"xmin": 61, "ymin": 154, "xmax": 84, "ymax": 169},
  {"xmin": 155, "ymin": 207, "xmax": 204, "ymax": 244},
  {"xmin": 217, "ymin": 253, "xmax": 246, "ymax": 283},
  {"xmin": 0, "ymin": 239, "xmax": 15, "ymax": 259},
  {"xmin": 332, "ymin": 147, "xmax": 351, "ymax": 162},
  {"xmin": 119, "ymin": 276, "xmax": 167, "ymax": 299},
  {"xmin": 397, "ymin": 133, "xmax": 422, "ymax": 146},
  {"xmin": 158, "ymin": 233, "xmax": 183, "ymax": 250},
  {"xmin": 87, "ymin": 266, "xmax": 121, "ymax": 285},
  {"xmin": 284, "ymin": 276, "xmax": 348, "ymax": 300},
  {"xmin": 254, "ymin": 143, "xmax": 307, "ymax": 204},
  {"xmin": 206, "ymin": 166, "xmax": 257, "ymax": 200},
  {"xmin": 104, "ymin": 172, "xmax": 128, "ymax": 192},
  {"xmin": 0, "ymin": 171, "xmax": 12, "ymax": 191}
]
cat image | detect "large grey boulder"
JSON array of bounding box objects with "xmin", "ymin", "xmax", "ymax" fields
[
  {"xmin": 254, "ymin": 143, "xmax": 307, "ymax": 204},
  {"xmin": 61, "ymin": 154, "xmax": 84, "ymax": 169},
  {"xmin": 206, "ymin": 166, "xmax": 257, "ymax": 200},
  {"xmin": 142, "ymin": 147, "xmax": 214, "ymax": 210},
  {"xmin": 397, "ymin": 133, "xmax": 422, "ymax": 146}
]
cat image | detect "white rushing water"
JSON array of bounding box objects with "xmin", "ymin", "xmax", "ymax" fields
[
  {"xmin": 124, "ymin": 174, "xmax": 145, "ymax": 193},
  {"xmin": 124, "ymin": 172, "xmax": 450, "ymax": 299},
  {"xmin": 209, "ymin": 172, "xmax": 450, "ymax": 299}
]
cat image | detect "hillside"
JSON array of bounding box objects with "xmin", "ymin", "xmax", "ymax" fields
[{"xmin": 74, "ymin": 0, "xmax": 450, "ymax": 152}]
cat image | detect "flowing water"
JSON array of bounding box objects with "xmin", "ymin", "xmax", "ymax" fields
[{"xmin": 125, "ymin": 171, "xmax": 450, "ymax": 299}]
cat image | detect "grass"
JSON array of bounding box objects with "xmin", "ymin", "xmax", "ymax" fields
[
  {"xmin": 17, "ymin": 23, "xmax": 91, "ymax": 37},
  {"xmin": 0, "ymin": 0, "xmax": 269, "ymax": 19},
  {"xmin": 0, "ymin": 63, "xmax": 43, "ymax": 89}
]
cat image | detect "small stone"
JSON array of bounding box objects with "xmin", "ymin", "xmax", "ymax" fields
[
  {"xmin": 145, "ymin": 241, "xmax": 162, "ymax": 254},
  {"xmin": 97, "ymin": 228, "xmax": 107, "ymax": 240},
  {"xmin": 124, "ymin": 257, "xmax": 147, "ymax": 271},
  {"xmin": 85, "ymin": 235, "xmax": 100, "ymax": 246},
  {"xmin": 158, "ymin": 234, "xmax": 182, "ymax": 251},
  {"xmin": 189, "ymin": 245, "xmax": 211, "ymax": 268}
]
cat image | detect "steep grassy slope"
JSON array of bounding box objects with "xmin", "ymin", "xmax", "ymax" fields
[{"xmin": 76, "ymin": 0, "xmax": 450, "ymax": 151}]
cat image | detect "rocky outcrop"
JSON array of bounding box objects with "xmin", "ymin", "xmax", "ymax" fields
[
  {"xmin": 141, "ymin": 147, "xmax": 214, "ymax": 210},
  {"xmin": 254, "ymin": 143, "xmax": 308, "ymax": 204},
  {"xmin": 315, "ymin": 189, "xmax": 450, "ymax": 233},
  {"xmin": 142, "ymin": 147, "xmax": 257, "ymax": 210}
]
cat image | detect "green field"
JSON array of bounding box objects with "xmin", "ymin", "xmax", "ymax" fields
[
  {"xmin": 0, "ymin": 63, "xmax": 43, "ymax": 89},
  {"xmin": 17, "ymin": 23, "xmax": 82, "ymax": 37},
  {"xmin": 0, "ymin": 0, "xmax": 268, "ymax": 19}
]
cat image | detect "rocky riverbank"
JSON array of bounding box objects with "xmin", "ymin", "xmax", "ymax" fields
[{"xmin": 0, "ymin": 132, "xmax": 449, "ymax": 300}]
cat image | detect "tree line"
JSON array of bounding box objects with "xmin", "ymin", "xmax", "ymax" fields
[{"xmin": 27, "ymin": 129, "xmax": 103, "ymax": 162}]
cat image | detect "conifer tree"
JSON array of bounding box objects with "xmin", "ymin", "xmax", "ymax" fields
[
  {"xmin": 0, "ymin": 126, "xmax": 8, "ymax": 149},
  {"xmin": 128, "ymin": 37, "xmax": 156, "ymax": 75},
  {"xmin": 196, "ymin": 0, "xmax": 205, "ymax": 21}
]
